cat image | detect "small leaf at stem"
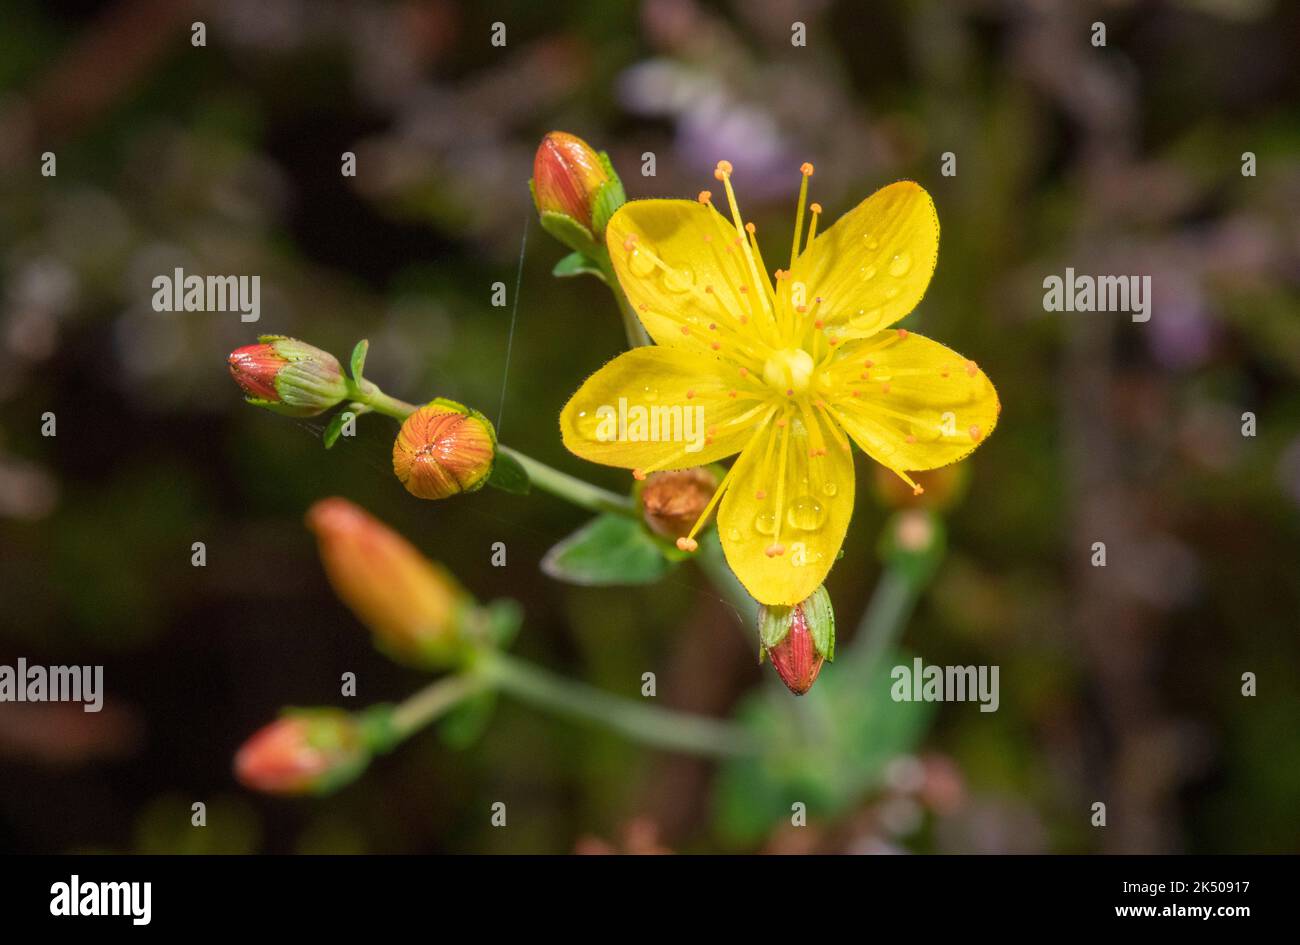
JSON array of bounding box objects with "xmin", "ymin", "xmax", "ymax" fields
[
  {"xmin": 349, "ymin": 339, "xmax": 369, "ymax": 385},
  {"xmin": 552, "ymin": 251, "xmax": 607, "ymax": 282},
  {"xmin": 541, "ymin": 514, "xmax": 672, "ymax": 586},
  {"xmin": 486, "ymin": 450, "xmax": 531, "ymax": 494}
]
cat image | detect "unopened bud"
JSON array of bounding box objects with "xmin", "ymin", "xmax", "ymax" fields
[
  {"xmin": 234, "ymin": 708, "xmax": 368, "ymax": 796},
  {"xmin": 638, "ymin": 467, "xmax": 718, "ymax": 540},
  {"xmin": 228, "ymin": 336, "xmax": 349, "ymax": 417},
  {"xmin": 392, "ymin": 399, "xmax": 497, "ymax": 500},
  {"xmin": 532, "ymin": 131, "xmax": 611, "ymax": 233},
  {"xmin": 306, "ymin": 497, "xmax": 475, "ymax": 667},
  {"xmin": 758, "ymin": 584, "xmax": 835, "ymax": 695}
]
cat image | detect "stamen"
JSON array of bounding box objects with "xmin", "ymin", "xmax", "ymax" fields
[
  {"xmin": 806, "ymin": 202, "xmax": 822, "ymax": 254},
  {"xmin": 791, "ymin": 163, "xmax": 813, "ymax": 269}
]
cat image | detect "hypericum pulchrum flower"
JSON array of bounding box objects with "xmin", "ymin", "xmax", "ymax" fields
[
  {"xmin": 758, "ymin": 584, "xmax": 835, "ymax": 695},
  {"xmin": 227, "ymin": 335, "xmax": 350, "ymax": 417},
  {"xmin": 234, "ymin": 708, "xmax": 369, "ymax": 796},
  {"xmin": 392, "ymin": 398, "xmax": 497, "ymax": 501},
  {"xmin": 560, "ymin": 161, "xmax": 999, "ymax": 606},
  {"xmin": 532, "ymin": 131, "xmax": 611, "ymax": 233},
  {"xmin": 306, "ymin": 497, "xmax": 475, "ymax": 667}
]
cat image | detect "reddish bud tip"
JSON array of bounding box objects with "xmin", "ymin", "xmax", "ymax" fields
[
  {"xmin": 234, "ymin": 709, "xmax": 368, "ymax": 796},
  {"xmin": 758, "ymin": 585, "xmax": 835, "ymax": 695},
  {"xmin": 227, "ymin": 336, "xmax": 349, "ymax": 417},
  {"xmin": 532, "ymin": 131, "xmax": 610, "ymax": 232},
  {"xmin": 228, "ymin": 342, "xmax": 285, "ymax": 401}
]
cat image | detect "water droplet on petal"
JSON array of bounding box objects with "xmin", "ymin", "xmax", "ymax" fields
[
  {"xmin": 755, "ymin": 512, "xmax": 777, "ymax": 536},
  {"xmin": 822, "ymin": 482, "xmax": 838, "ymax": 497},
  {"xmin": 628, "ymin": 249, "xmax": 656, "ymax": 278},
  {"xmin": 888, "ymin": 252, "xmax": 913, "ymax": 277},
  {"xmin": 861, "ymin": 264, "xmax": 877, "ymax": 281},
  {"xmin": 662, "ymin": 267, "xmax": 694, "ymax": 292},
  {"xmin": 786, "ymin": 495, "xmax": 826, "ymax": 531}
]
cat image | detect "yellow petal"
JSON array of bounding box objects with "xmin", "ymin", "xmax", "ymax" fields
[
  {"xmin": 561, "ymin": 346, "xmax": 769, "ymax": 470},
  {"xmin": 788, "ymin": 181, "xmax": 938, "ymax": 339},
  {"xmin": 604, "ymin": 199, "xmax": 775, "ymax": 357},
  {"xmin": 826, "ymin": 331, "xmax": 999, "ymax": 473},
  {"xmin": 718, "ymin": 408, "xmax": 855, "ymax": 606}
]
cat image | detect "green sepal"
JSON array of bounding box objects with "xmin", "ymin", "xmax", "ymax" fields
[
  {"xmin": 804, "ymin": 585, "xmax": 836, "ymax": 662},
  {"xmin": 552, "ymin": 251, "xmax": 608, "ymax": 282},
  {"xmin": 537, "ymin": 208, "xmax": 600, "ymax": 258},
  {"xmin": 481, "ymin": 598, "xmax": 523, "ymax": 649},
  {"xmin": 541, "ymin": 513, "xmax": 673, "ymax": 586},
  {"xmin": 486, "ymin": 449, "xmax": 530, "ymax": 494},
  {"xmin": 589, "ymin": 156, "xmax": 626, "ymax": 236},
  {"xmin": 355, "ymin": 703, "xmax": 402, "ymax": 755}
]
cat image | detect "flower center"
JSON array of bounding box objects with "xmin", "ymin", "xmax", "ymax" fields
[{"xmin": 763, "ymin": 347, "xmax": 815, "ymax": 396}]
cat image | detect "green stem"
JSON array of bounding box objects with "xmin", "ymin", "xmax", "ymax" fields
[
  {"xmin": 498, "ymin": 445, "xmax": 635, "ymax": 518},
  {"xmin": 841, "ymin": 563, "xmax": 921, "ymax": 678},
  {"xmin": 596, "ymin": 250, "xmax": 652, "ymax": 349},
  {"xmin": 351, "ymin": 385, "xmax": 636, "ymax": 518},
  {"xmin": 482, "ymin": 651, "xmax": 756, "ymax": 758},
  {"xmin": 389, "ymin": 673, "xmax": 490, "ymax": 739}
]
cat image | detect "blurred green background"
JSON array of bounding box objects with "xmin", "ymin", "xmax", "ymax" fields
[{"xmin": 1, "ymin": 0, "xmax": 1298, "ymax": 854}]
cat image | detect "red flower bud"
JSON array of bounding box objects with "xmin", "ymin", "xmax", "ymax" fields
[
  {"xmin": 306, "ymin": 497, "xmax": 474, "ymax": 667},
  {"xmin": 234, "ymin": 708, "xmax": 368, "ymax": 796},
  {"xmin": 228, "ymin": 336, "xmax": 349, "ymax": 417},
  {"xmin": 392, "ymin": 399, "xmax": 496, "ymax": 501},
  {"xmin": 758, "ymin": 585, "xmax": 835, "ymax": 695},
  {"xmin": 532, "ymin": 131, "xmax": 611, "ymax": 233}
]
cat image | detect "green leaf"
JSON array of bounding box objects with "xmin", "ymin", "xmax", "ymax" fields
[
  {"xmin": 439, "ymin": 690, "xmax": 497, "ymax": 749},
  {"xmin": 541, "ymin": 513, "xmax": 672, "ymax": 586},
  {"xmin": 349, "ymin": 339, "xmax": 369, "ymax": 384},
  {"xmin": 552, "ymin": 251, "xmax": 607, "ymax": 282},
  {"xmin": 486, "ymin": 450, "xmax": 530, "ymax": 494},
  {"xmin": 714, "ymin": 650, "xmax": 933, "ymax": 844},
  {"xmin": 322, "ymin": 406, "xmax": 362, "ymax": 449}
]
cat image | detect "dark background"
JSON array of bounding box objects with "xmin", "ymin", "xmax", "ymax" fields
[{"xmin": 1, "ymin": 0, "xmax": 1298, "ymax": 853}]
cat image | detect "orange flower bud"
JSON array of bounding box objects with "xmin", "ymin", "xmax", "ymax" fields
[
  {"xmin": 532, "ymin": 131, "xmax": 611, "ymax": 232},
  {"xmin": 638, "ymin": 467, "xmax": 719, "ymax": 540},
  {"xmin": 758, "ymin": 585, "xmax": 835, "ymax": 695},
  {"xmin": 306, "ymin": 497, "xmax": 474, "ymax": 667},
  {"xmin": 228, "ymin": 336, "xmax": 350, "ymax": 417},
  {"xmin": 234, "ymin": 708, "xmax": 368, "ymax": 796},
  {"xmin": 392, "ymin": 399, "xmax": 496, "ymax": 501}
]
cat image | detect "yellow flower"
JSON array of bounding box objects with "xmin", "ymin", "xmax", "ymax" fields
[{"xmin": 560, "ymin": 162, "xmax": 999, "ymax": 606}]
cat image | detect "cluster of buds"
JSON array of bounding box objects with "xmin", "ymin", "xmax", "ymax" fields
[
  {"xmin": 234, "ymin": 707, "xmax": 375, "ymax": 796},
  {"xmin": 531, "ymin": 131, "xmax": 625, "ymax": 256},
  {"xmin": 228, "ymin": 336, "xmax": 350, "ymax": 417},
  {"xmin": 758, "ymin": 585, "xmax": 836, "ymax": 695},
  {"xmin": 393, "ymin": 399, "xmax": 497, "ymax": 500},
  {"xmin": 306, "ymin": 497, "xmax": 478, "ymax": 668}
]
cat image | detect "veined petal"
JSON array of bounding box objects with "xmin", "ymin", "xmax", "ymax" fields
[
  {"xmin": 789, "ymin": 181, "xmax": 938, "ymax": 338},
  {"xmin": 561, "ymin": 346, "xmax": 768, "ymax": 471},
  {"xmin": 718, "ymin": 407, "xmax": 855, "ymax": 606},
  {"xmin": 826, "ymin": 331, "xmax": 999, "ymax": 473},
  {"xmin": 605, "ymin": 199, "xmax": 774, "ymax": 363}
]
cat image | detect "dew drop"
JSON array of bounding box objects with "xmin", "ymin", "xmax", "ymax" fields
[
  {"xmin": 861, "ymin": 264, "xmax": 877, "ymax": 281},
  {"xmin": 786, "ymin": 495, "xmax": 826, "ymax": 531},
  {"xmin": 628, "ymin": 249, "xmax": 656, "ymax": 278},
  {"xmin": 888, "ymin": 252, "xmax": 913, "ymax": 277},
  {"xmin": 642, "ymin": 385, "xmax": 660, "ymax": 402},
  {"xmin": 755, "ymin": 512, "xmax": 778, "ymax": 536},
  {"xmin": 662, "ymin": 266, "xmax": 695, "ymax": 292},
  {"xmin": 822, "ymin": 482, "xmax": 838, "ymax": 497},
  {"xmin": 864, "ymin": 236, "xmax": 880, "ymax": 250}
]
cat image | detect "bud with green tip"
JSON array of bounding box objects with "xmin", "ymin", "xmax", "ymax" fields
[
  {"xmin": 228, "ymin": 335, "xmax": 350, "ymax": 417},
  {"xmin": 758, "ymin": 585, "xmax": 835, "ymax": 695},
  {"xmin": 234, "ymin": 707, "xmax": 374, "ymax": 796}
]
